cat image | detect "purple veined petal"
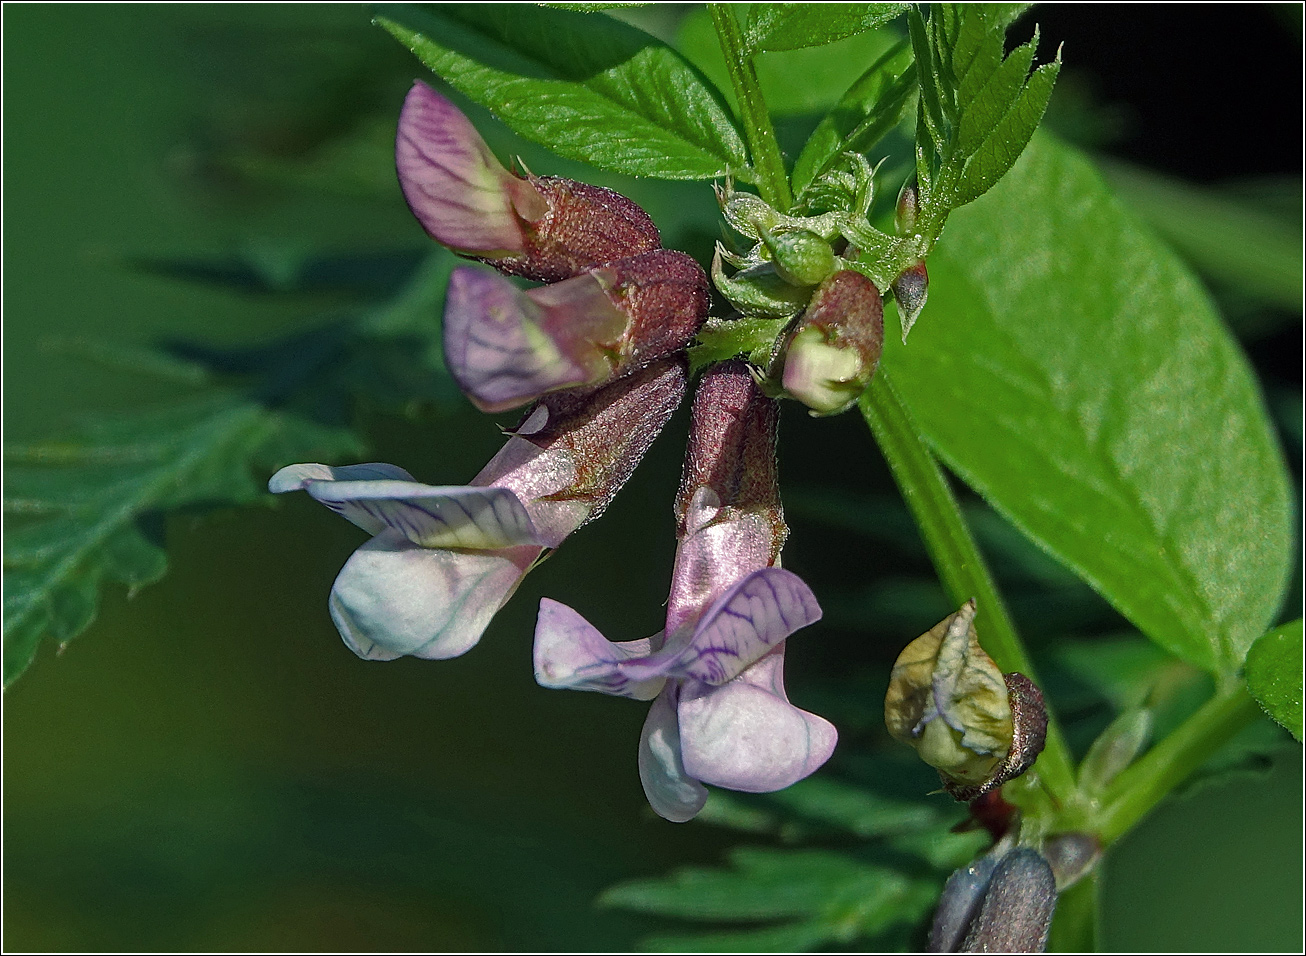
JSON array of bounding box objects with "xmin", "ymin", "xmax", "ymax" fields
[
  {"xmin": 677, "ymin": 649, "xmax": 837, "ymax": 793},
  {"xmin": 302, "ymin": 479, "xmax": 540, "ymax": 550},
  {"xmin": 665, "ymin": 503, "xmax": 778, "ymax": 638},
  {"xmin": 268, "ymin": 462, "xmax": 418, "ymax": 535},
  {"xmin": 328, "ymin": 530, "xmax": 541, "ymax": 660},
  {"xmin": 625, "ymin": 567, "xmax": 822, "ymax": 685},
  {"xmin": 396, "ymin": 81, "xmax": 547, "ymax": 256},
  {"xmin": 443, "ymin": 267, "xmax": 625, "ymax": 413},
  {"xmin": 638, "ymin": 684, "xmax": 708, "ymax": 823},
  {"xmin": 533, "ymin": 599, "xmax": 665, "ymax": 700}
]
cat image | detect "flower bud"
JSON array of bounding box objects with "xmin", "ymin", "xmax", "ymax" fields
[
  {"xmin": 956, "ymin": 847, "xmax": 1057, "ymax": 953},
  {"xmin": 1042, "ymin": 832, "xmax": 1100, "ymax": 891},
  {"xmin": 884, "ymin": 601, "xmax": 1013, "ymax": 788},
  {"xmin": 397, "ymin": 81, "xmax": 659, "ymax": 283},
  {"xmin": 892, "ymin": 260, "xmax": 929, "ymax": 341},
  {"xmin": 779, "ymin": 270, "xmax": 884, "ymax": 416},
  {"xmin": 711, "ymin": 248, "xmax": 814, "ymax": 319},
  {"xmin": 444, "ymin": 249, "xmax": 707, "ymax": 413},
  {"xmin": 761, "ymin": 228, "xmax": 836, "ymax": 287},
  {"xmin": 896, "ymin": 179, "xmax": 920, "ymax": 235}
]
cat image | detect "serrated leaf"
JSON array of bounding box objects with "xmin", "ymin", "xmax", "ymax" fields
[
  {"xmin": 375, "ymin": 3, "xmax": 749, "ymax": 181},
  {"xmin": 1244, "ymin": 620, "xmax": 1304, "ymax": 741},
  {"xmin": 884, "ymin": 134, "xmax": 1294, "ymax": 675},
  {"xmin": 954, "ymin": 32, "xmax": 1037, "ymax": 156},
  {"xmin": 744, "ymin": 3, "xmax": 908, "ymax": 53},
  {"xmin": 953, "ymin": 58, "xmax": 1059, "ymax": 205},
  {"xmin": 2, "ymin": 395, "xmax": 360, "ymax": 687},
  {"xmin": 791, "ymin": 39, "xmax": 915, "ymax": 198}
]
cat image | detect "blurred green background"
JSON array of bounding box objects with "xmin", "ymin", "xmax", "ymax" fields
[{"xmin": 4, "ymin": 4, "xmax": 1301, "ymax": 951}]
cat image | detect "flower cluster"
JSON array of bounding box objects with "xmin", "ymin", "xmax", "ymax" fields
[{"xmin": 271, "ymin": 80, "xmax": 837, "ymax": 821}]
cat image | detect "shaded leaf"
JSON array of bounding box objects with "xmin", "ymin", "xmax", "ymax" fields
[
  {"xmin": 3, "ymin": 396, "xmax": 360, "ymax": 687},
  {"xmin": 884, "ymin": 134, "xmax": 1295, "ymax": 674},
  {"xmin": 376, "ymin": 3, "xmax": 748, "ymax": 181},
  {"xmin": 1244, "ymin": 620, "xmax": 1304, "ymax": 741}
]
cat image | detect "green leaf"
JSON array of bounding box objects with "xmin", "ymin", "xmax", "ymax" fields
[
  {"xmin": 791, "ymin": 39, "xmax": 915, "ymax": 198},
  {"xmin": 601, "ymin": 846, "xmax": 936, "ymax": 949},
  {"xmin": 3, "ymin": 396, "xmax": 360, "ymax": 687},
  {"xmin": 953, "ymin": 59, "xmax": 1059, "ymax": 205},
  {"xmin": 744, "ymin": 3, "xmax": 909, "ymax": 53},
  {"xmin": 375, "ymin": 3, "xmax": 749, "ymax": 181},
  {"xmin": 1244, "ymin": 620, "xmax": 1304, "ymax": 741},
  {"xmin": 884, "ymin": 134, "xmax": 1295, "ymax": 675},
  {"xmin": 1099, "ymin": 162, "xmax": 1305, "ymax": 311}
]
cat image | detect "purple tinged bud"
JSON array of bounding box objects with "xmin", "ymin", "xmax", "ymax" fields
[
  {"xmin": 397, "ymin": 81, "xmax": 660, "ymax": 282},
  {"xmin": 958, "ymin": 847, "xmax": 1057, "ymax": 953},
  {"xmin": 892, "ymin": 260, "xmax": 930, "ymax": 341},
  {"xmin": 1042, "ymin": 832, "xmax": 1100, "ymax": 891},
  {"xmin": 444, "ymin": 251, "xmax": 707, "ymax": 413},
  {"xmin": 397, "ymin": 81, "xmax": 548, "ymax": 258},
  {"xmin": 780, "ymin": 270, "xmax": 884, "ymax": 416}
]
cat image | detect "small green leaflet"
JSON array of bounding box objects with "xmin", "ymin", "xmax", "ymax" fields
[
  {"xmin": 744, "ymin": 3, "xmax": 909, "ymax": 53},
  {"xmin": 883, "ymin": 133, "xmax": 1295, "ymax": 676},
  {"xmin": 3, "ymin": 393, "xmax": 360, "ymax": 687},
  {"xmin": 910, "ymin": 4, "xmax": 1059, "ymax": 216},
  {"xmin": 375, "ymin": 3, "xmax": 749, "ymax": 181},
  {"xmin": 1244, "ymin": 620, "xmax": 1304, "ymax": 741}
]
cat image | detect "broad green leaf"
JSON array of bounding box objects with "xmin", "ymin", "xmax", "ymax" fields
[
  {"xmin": 791, "ymin": 39, "xmax": 915, "ymax": 198},
  {"xmin": 375, "ymin": 3, "xmax": 749, "ymax": 181},
  {"xmin": 1244, "ymin": 620, "xmax": 1304, "ymax": 740},
  {"xmin": 884, "ymin": 134, "xmax": 1294, "ymax": 675},
  {"xmin": 1100, "ymin": 162, "xmax": 1305, "ymax": 311},
  {"xmin": 3, "ymin": 396, "xmax": 360, "ymax": 687},
  {"xmin": 745, "ymin": 3, "xmax": 908, "ymax": 53},
  {"xmin": 677, "ymin": 7, "xmax": 903, "ymax": 118}
]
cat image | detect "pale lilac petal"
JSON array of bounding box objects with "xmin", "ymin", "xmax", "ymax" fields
[
  {"xmin": 396, "ymin": 81, "xmax": 546, "ymax": 255},
  {"xmin": 268, "ymin": 462, "xmax": 418, "ymax": 534},
  {"xmin": 638, "ymin": 684, "xmax": 708, "ymax": 822},
  {"xmin": 677, "ymin": 650, "xmax": 837, "ymax": 793},
  {"xmin": 664, "ymin": 491, "xmax": 776, "ymax": 637},
  {"xmin": 533, "ymin": 599, "xmax": 664, "ymax": 700},
  {"xmin": 303, "ymin": 479, "xmax": 540, "ymax": 549},
  {"xmin": 443, "ymin": 267, "xmax": 623, "ymax": 413},
  {"xmin": 328, "ymin": 530, "xmax": 540, "ymax": 660},
  {"xmin": 623, "ymin": 568, "xmax": 822, "ymax": 685}
]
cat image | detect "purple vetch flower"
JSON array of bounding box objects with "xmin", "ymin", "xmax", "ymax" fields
[
  {"xmin": 533, "ymin": 361, "xmax": 837, "ymax": 821},
  {"xmin": 271, "ymin": 358, "xmax": 687, "ymax": 662},
  {"xmin": 397, "ymin": 80, "xmax": 660, "ymax": 282},
  {"xmin": 444, "ymin": 249, "xmax": 708, "ymax": 413}
]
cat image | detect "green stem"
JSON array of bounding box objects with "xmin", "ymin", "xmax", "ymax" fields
[
  {"xmin": 1047, "ymin": 872, "xmax": 1100, "ymax": 952},
  {"xmin": 709, "ymin": 4, "xmax": 793, "ymax": 211},
  {"xmin": 859, "ymin": 369, "xmax": 1076, "ymax": 801},
  {"xmin": 1093, "ymin": 679, "xmax": 1262, "ymax": 844}
]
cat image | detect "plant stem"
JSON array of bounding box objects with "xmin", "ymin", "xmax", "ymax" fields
[
  {"xmin": 859, "ymin": 369, "xmax": 1076, "ymax": 800},
  {"xmin": 1047, "ymin": 872, "xmax": 1100, "ymax": 952},
  {"xmin": 1093, "ymin": 678, "xmax": 1262, "ymax": 844},
  {"xmin": 709, "ymin": 4, "xmax": 793, "ymax": 211}
]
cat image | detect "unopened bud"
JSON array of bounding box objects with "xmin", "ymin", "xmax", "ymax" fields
[
  {"xmin": 958, "ymin": 847, "xmax": 1057, "ymax": 953},
  {"xmin": 444, "ymin": 250, "xmax": 707, "ymax": 413},
  {"xmin": 892, "ymin": 260, "xmax": 929, "ymax": 341},
  {"xmin": 397, "ymin": 82, "xmax": 660, "ymax": 283},
  {"xmin": 779, "ymin": 270, "xmax": 883, "ymax": 415},
  {"xmin": 712, "ymin": 248, "xmax": 814, "ymax": 319},
  {"xmin": 885, "ymin": 601, "xmax": 1013, "ymax": 788},
  {"xmin": 896, "ymin": 179, "xmax": 920, "ymax": 235},
  {"xmin": 761, "ymin": 228, "xmax": 836, "ymax": 287},
  {"xmin": 1042, "ymin": 832, "xmax": 1100, "ymax": 891}
]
